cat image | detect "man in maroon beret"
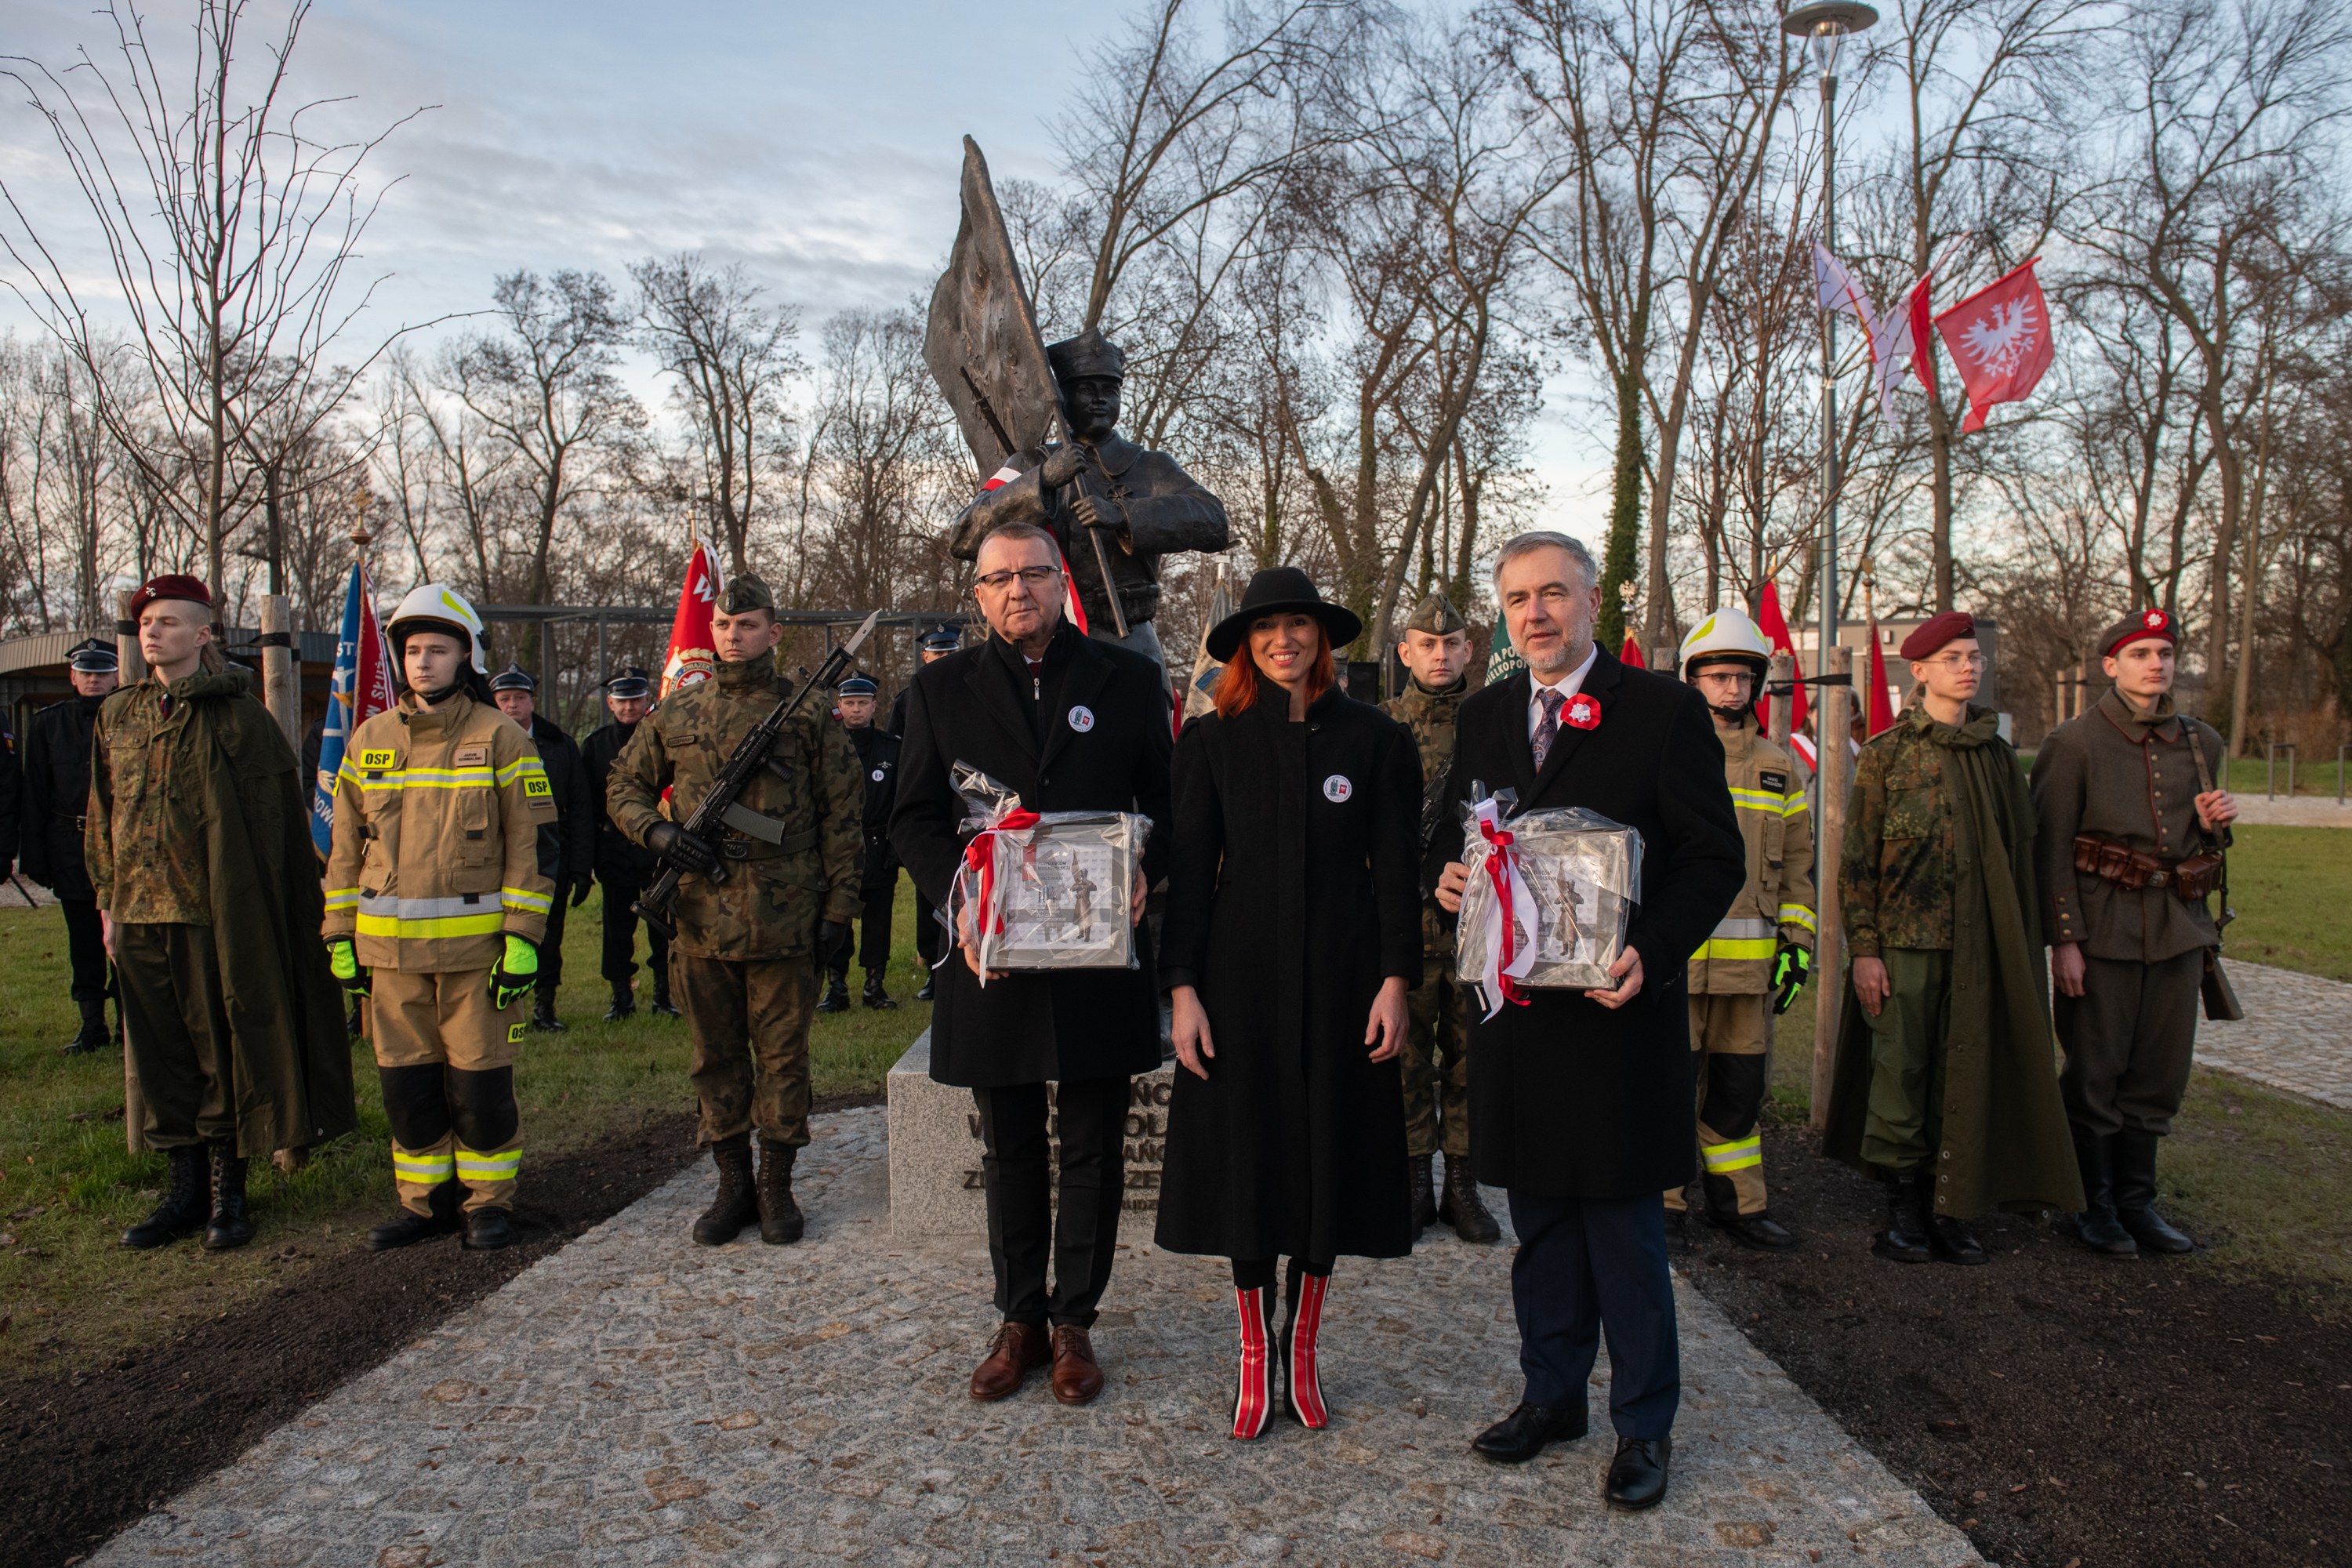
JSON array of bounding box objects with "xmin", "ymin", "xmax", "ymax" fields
[
  {"xmin": 2029, "ymin": 607, "xmax": 2235, "ymax": 1257},
  {"xmin": 1823, "ymin": 610, "xmax": 2082, "ymax": 1265},
  {"xmin": 90, "ymin": 575, "xmax": 354, "ymax": 1254}
]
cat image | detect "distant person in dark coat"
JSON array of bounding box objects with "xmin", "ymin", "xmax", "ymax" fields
[
  {"xmin": 22, "ymin": 637, "xmax": 120, "ymax": 1051},
  {"xmin": 820, "ymin": 672, "xmax": 902, "ymax": 1014},
  {"xmin": 582, "ymin": 667, "xmax": 673, "ymax": 1020},
  {"xmin": 1432, "ymin": 532, "xmax": 1744, "ymax": 1512},
  {"xmin": 490, "ymin": 664, "xmax": 593, "ymax": 1032},
  {"xmin": 1154, "ymin": 567, "xmax": 1421, "ymax": 1442},
  {"xmin": 891, "ymin": 521, "xmax": 1172, "ymax": 1410},
  {"xmin": 891, "ymin": 624, "xmax": 962, "ymax": 999}
]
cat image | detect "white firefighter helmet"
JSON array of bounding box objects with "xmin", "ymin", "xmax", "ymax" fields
[
  {"xmin": 386, "ymin": 583, "xmax": 489, "ymax": 674},
  {"xmin": 1678, "ymin": 605, "xmax": 1773, "ymax": 680}
]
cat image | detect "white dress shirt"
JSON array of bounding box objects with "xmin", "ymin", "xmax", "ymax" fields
[{"xmin": 1526, "ymin": 641, "xmax": 1601, "ymax": 742}]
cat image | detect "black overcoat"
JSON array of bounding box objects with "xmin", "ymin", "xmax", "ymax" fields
[
  {"xmin": 1153, "ymin": 682, "xmax": 1423, "ymax": 1262},
  {"xmin": 1429, "ymin": 650, "xmax": 1746, "ymax": 1200},
  {"xmin": 527, "ymin": 716, "xmax": 593, "ymax": 886},
  {"xmin": 583, "ymin": 720, "xmax": 661, "ymax": 885},
  {"xmin": 891, "ymin": 619, "xmax": 1173, "ymax": 1089},
  {"xmin": 20, "ymin": 697, "xmax": 100, "ymax": 899},
  {"xmin": 848, "ymin": 723, "xmax": 902, "ymax": 893}
]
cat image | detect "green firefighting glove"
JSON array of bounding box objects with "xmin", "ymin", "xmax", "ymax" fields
[
  {"xmin": 1770, "ymin": 942, "xmax": 1812, "ymax": 1014},
  {"xmin": 490, "ymin": 934, "xmax": 539, "ymax": 1010},
  {"xmin": 326, "ymin": 935, "xmax": 370, "ymax": 997}
]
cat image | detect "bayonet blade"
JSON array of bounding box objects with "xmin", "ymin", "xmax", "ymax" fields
[{"xmin": 840, "ymin": 608, "xmax": 885, "ymax": 657}]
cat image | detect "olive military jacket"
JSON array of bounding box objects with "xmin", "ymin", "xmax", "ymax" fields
[
  {"xmin": 1687, "ymin": 716, "xmax": 1817, "ymax": 994},
  {"xmin": 2029, "ymin": 688, "xmax": 2229, "ymax": 964},
  {"xmin": 1380, "ymin": 674, "xmax": 1467, "ymax": 956},
  {"xmin": 604, "ymin": 655, "xmax": 864, "ymax": 961},
  {"xmin": 1841, "ymin": 705, "xmax": 1976, "ymax": 957},
  {"xmin": 325, "ymin": 692, "xmax": 559, "ymax": 973}
]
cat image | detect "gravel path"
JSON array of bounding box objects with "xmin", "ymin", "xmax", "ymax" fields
[
  {"xmin": 2195, "ymin": 959, "xmax": 2352, "ymax": 1110},
  {"xmin": 94, "ymin": 1105, "xmax": 1980, "ymax": 1567}
]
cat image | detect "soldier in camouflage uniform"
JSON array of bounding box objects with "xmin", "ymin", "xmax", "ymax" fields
[
  {"xmin": 1380, "ymin": 590, "xmax": 1497, "ymax": 1243},
  {"xmin": 605, "ymin": 574, "xmax": 866, "ymax": 1247}
]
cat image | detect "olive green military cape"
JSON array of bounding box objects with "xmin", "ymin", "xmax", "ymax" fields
[
  {"xmin": 1824, "ymin": 704, "xmax": 2083, "ymax": 1218},
  {"xmin": 109, "ymin": 670, "xmax": 357, "ymax": 1157}
]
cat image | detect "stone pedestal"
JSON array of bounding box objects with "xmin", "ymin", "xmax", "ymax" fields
[{"xmin": 886, "ymin": 1029, "xmax": 1174, "ymax": 1240}]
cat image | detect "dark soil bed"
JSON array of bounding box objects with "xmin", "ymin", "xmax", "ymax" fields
[
  {"xmin": 0, "ymin": 1093, "xmax": 880, "ymax": 1568},
  {"xmin": 1681, "ymin": 1120, "xmax": 2351, "ymax": 1567}
]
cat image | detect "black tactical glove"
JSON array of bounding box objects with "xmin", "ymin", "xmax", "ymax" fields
[
  {"xmin": 570, "ymin": 875, "xmax": 594, "ymax": 909},
  {"xmin": 646, "ymin": 821, "xmax": 717, "ymax": 876},
  {"xmin": 1770, "ymin": 942, "xmax": 1812, "ymax": 1015}
]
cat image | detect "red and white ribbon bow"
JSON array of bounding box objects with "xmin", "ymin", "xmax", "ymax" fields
[
  {"xmin": 1469, "ymin": 796, "xmax": 1538, "ymax": 1019},
  {"xmin": 952, "ymin": 805, "xmax": 1041, "ymax": 984}
]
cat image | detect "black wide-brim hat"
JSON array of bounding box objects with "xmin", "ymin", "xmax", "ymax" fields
[{"xmin": 1204, "ymin": 567, "xmax": 1363, "ymax": 662}]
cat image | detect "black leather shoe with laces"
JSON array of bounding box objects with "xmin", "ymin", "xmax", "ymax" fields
[
  {"xmin": 1471, "ymin": 1403, "xmax": 1588, "ymax": 1463},
  {"xmin": 1605, "ymin": 1436, "xmax": 1672, "ymax": 1510}
]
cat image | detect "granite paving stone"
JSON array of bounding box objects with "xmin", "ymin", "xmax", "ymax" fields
[
  {"xmin": 96, "ymin": 1107, "xmax": 1983, "ymax": 1566},
  {"xmin": 2195, "ymin": 958, "xmax": 2352, "ymax": 1110}
]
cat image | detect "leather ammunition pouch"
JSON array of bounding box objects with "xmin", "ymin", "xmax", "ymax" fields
[{"xmin": 2072, "ymin": 833, "xmax": 2223, "ymax": 902}]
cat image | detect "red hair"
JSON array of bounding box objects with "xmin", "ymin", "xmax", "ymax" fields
[{"xmin": 1213, "ymin": 619, "xmax": 1337, "ymax": 719}]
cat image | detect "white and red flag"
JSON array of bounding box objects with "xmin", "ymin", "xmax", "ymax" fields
[
  {"xmin": 662, "ymin": 539, "xmax": 724, "ymax": 696},
  {"xmin": 1871, "ymin": 274, "xmax": 1936, "ymax": 427},
  {"xmin": 978, "ymin": 462, "xmax": 1090, "ymax": 636},
  {"xmin": 1753, "ymin": 580, "xmax": 1806, "ymax": 740},
  {"xmin": 1934, "ymin": 257, "xmax": 2054, "ymax": 433}
]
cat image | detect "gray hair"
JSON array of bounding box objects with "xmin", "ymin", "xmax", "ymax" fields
[{"xmin": 1491, "ymin": 531, "xmax": 1599, "ymax": 592}]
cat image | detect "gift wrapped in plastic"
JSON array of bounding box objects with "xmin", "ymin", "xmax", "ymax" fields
[
  {"xmin": 943, "ymin": 762, "xmax": 1149, "ymax": 978},
  {"xmin": 1453, "ymin": 786, "xmax": 1643, "ymax": 1008}
]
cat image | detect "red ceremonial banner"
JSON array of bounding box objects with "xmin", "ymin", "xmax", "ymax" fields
[
  {"xmin": 662, "ymin": 539, "xmax": 723, "ymax": 696},
  {"xmin": 1865, "ymin": 619, "xmax": 1897, "ymax": 737},
  {"xmin": 1620, "ymin": 636, "xmax": 1645, "ymax": 670},
  {"xmin": 1753, "ymin": 582, "xmax": 1807, "ymax": 739},
  {"xmin": 1934, "ymin": 257, "xmax": 2054, "ymax": 434}
]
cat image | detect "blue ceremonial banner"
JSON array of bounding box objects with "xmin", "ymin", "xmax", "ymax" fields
[{"xmin": 310, "ymin": 562, "xmax": 393, "ymax": 859}]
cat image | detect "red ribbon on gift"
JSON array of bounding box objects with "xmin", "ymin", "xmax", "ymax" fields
[
  {"xmin": 1478, "ymin": 817, "xmax": 1533, "ymax": 1009},
  {"xmin": 964, "ymin": 809, "xmax": 1041, "ymax": 935}
]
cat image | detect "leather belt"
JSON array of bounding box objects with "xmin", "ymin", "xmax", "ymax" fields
[{"xmin": 51, "ymin": 811, "xmax": 87, "ymax": 830}]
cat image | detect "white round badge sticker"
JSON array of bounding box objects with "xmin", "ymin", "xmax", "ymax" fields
[
  {"xmin": 1068, "ymin": 705, "xmax": 1095, "ymax": 733},
  {"xmin": 870, "ymin": 768, "xmax": 886, "ymax": 782},
  {"xmin": 1323, "ymin": 775, "xmax": 1353, "ymax": 803}
]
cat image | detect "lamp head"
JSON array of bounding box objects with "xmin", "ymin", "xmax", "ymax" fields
[{"xmin": 1782, "ymin": 1, "xmax": 1878, "ymax": 77}]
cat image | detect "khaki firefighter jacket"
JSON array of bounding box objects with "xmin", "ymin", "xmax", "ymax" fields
[
  {"xmin": 1686, "ymin": 716, "xmax": 1817, "ymax": 993},
  {"xmin": 324, "ymin": 691, "xmax": 559, "ymax": 972}
]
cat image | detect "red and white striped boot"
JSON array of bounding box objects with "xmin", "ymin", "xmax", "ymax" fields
[
  {"xmin": 1280, "ymin": 1262, "xmax": 1330, "ymax": 1428},
  {"xmin": 1230, "ymin": 1285, "xmax": 1279, "ymax": 1439}
]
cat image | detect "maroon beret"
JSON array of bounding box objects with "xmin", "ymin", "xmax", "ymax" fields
[
  {"xmin": 1899, "ymin": 611, "xmax": 1976, "ymax": 662},
  {"xmin": 2100, "ymin": 606, "xmax": 2176, "ymax": 659},
  {"xmin": 127, "ymin": 573, "xmax": 212, "ymax": 622}
]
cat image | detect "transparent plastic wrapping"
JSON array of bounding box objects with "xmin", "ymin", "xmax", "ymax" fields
[
  {"xmin": 943, "ymin": 762, "xmax": 1149, "ymax": 977},
  {"xmin": 1454, "ymin": 783, "xmax": 1643, "ymax": 998}
]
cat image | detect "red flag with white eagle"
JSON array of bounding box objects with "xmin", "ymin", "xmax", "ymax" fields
[
  {"xmin": 662, "ymin": 539, "xmax": 724, "ymax": 697},
  {"xmin": 1934, "ymin": 258, "xmax": 2054, "ymax": 433}
]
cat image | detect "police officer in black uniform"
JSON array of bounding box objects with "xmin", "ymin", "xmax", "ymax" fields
[
  {"xmin": 821, "ymin": 672, "xmax": 901, "ymax": 1013},
  {"xmin": 582, "ymin": 666, "xmax": 677, "ymax": 1021},
  {"xmin": 891, "ymin": 626, "xmax": 960, "ymax": 999},
  {"xmin": 488, "ymin": 662, "xmax": 593, "ymax": 1031},
  {"xmin": 23, "ymin": 638, "xmax": 118, "ymax": 1053}
]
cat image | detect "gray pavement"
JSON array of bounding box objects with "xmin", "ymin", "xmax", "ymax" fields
[
  {"xmin": 2196, "ymin": 959, "xmax": 2352, "ymax": 1111},
  {"xmin": 96, "ymin": 1105, "xmax": 1980, "ymax": 1567}
]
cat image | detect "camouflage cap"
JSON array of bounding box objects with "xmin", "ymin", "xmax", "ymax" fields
[
  {"xmin": 1402, "ymin": 590, "xmax": 1468, "ymax": 637},
  {"xmin": 719, "ymin": 573, "xmax": 775, "ymax": 615}
]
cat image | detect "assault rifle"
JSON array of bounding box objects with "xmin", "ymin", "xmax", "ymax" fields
[{"xmin": 634, "ymin": 610, "xmax": 883, "ymax": 940}]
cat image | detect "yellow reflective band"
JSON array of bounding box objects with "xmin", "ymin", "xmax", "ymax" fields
[
  {"xmin": 1700, "ymin": 1134, "xmax": 1762, "ymax": 1173},
  {"xmin": 501, "ymin": 887, "xmax": 553, "ymax": 913},
  {"xmin": 497, "ymin": 758, "xmax": 546, "ymax": 786},
  {"xmin": 1777, "ymin": 904, "xmax": 1817, "ymax": 934},
  {"xmin": 324, "ymin": 887, "xmax": 360, "ymax": 910},
  {"xmin": 1727, "ymin": 787, "xmax": 1783, "ymax": 813},
  {"xmin": 455, "ymin": 1148, "xmax": 521, "ymax": 1181},
  {"xmin": 355, "ymin": 911, "xmax": 509, "ymax": 939},
  {"xmin": 391, "ymin": 1145, "xmax": 456, "ymax": 1181},
  {"xmin": 1691, "ymin": 938, "xmax": 1779, "ymax": 962},
  {"xmin": 1781, "ymin": 796, "xmax": 1810, "ymax": 817}
]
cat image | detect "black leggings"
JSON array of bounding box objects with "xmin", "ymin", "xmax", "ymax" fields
[{"xmin": 1232, "ymin": 1256, "xmax": 1333, "ymax": 1292}]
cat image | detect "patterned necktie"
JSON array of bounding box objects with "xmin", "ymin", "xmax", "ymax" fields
[{"xmin": 1532, "ymin": 688, "xmax": 1564, "ymax": 770}]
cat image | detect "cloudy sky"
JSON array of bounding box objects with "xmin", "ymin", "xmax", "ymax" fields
[{"xmin": 2, "ymin": 0, "xmax": 1610, "ymax": 532}]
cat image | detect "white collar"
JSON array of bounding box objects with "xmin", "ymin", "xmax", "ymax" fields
[{"xmin": 1527, "ymin": 642, "xmax": 1599, "ymax": 708}]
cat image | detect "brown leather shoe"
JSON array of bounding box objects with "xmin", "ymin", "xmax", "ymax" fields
[
  {"xmin": 969, "ymin": 1321, "xmax": 1050, "ymax": 1402},
  {"xmin": 1049, "ymin": 1325, "xmax": 1104, "ymax": 1406}
]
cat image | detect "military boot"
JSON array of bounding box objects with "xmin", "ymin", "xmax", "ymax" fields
[
  {"xmin": 529, "ymin": 993, "xmax": 566, "ymax": 1033},
  {"xmin": 62, "ymin": 998, "xmax": 109, "ymax": 1054},
  {"xmin": 1438, "ymin": 1154, "xmax": 1501, "ymax": 1243},
  {"xmin": 2066, "ymin": 1123, "xmax": 2137, "ymax": 1255},
  {"xmin": 1408, "ymin": 1154, "xmax": 1438, "ymax": 1232},
  {"xmin": 463, "ymin": 1207, "xmax": 517, "ymax": 1250},
  {"xmin": 916, "ymin": 974, "xmax": 936, "ymax": 1002},
  {"xmin": 1704, "ymin": 1174, "xmax": 1795, "ymax": 1251},
  {"xmin": 692, "ymin": 1134, "xmax": 758, "ymax": 1246},
  {"xmin": 1874, "ymin": 1169, "xmax": 1933, "ymax": 1263},
  {"xmin": 201, "ymin": 1144, "xmax": 255, "ymax": 1250},
  {"xmin": 816, "ymin": 971, "xmax": 851, "ymax": 1014},
  {"xmin": 756, "ymin": 1138, "xmax": 805, "ymax": 1244},
  {"xmin": 604, "ymin": 982, "xmax": 636, "ymax": 1022},
  {"xmin": 367, "ymin": 1179, "xmax": 464, "ymax": 1250},
  {"xmin": 648, "ymin": 986, "xmax": 682, "ymax": 1019},
  {"xmin": 2112, "ymin": 1130, "xmax": 2194, "ymax": 1254},
  {"xmin": 862, "ymin": 970, "xmax": 898, "ymax": 1011},
  {"xmin": 122, "ymin": 1145, "xmax": 209, "ymax": 1250}
]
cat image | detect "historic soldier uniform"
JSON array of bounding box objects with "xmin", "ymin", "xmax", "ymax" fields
[
  {"xmin": 582, "ymin": 666, "xmax": 674, "ymax": 1020},
  {"xmin": 946, "ymin": 329, "xmax": 1229, "ymax": 676},
  {"xmin": 892, "ymin": 625, "xmax": 962, "ymax": 997},
  {"xmin": 2031, "ymin": 608, "xmax": 2227, "ymax": 1257},
  {"xmin": 23, "ymin": 638, "xmax": 119, "ymax": 1052},
  {"xmin": 93, "ymin": 575, "xmax": 355, "ymax": 1253},
  {"xmin": 489, "ymin": 663, "xmax": 594, "ymax": 1032},
  {"xmin": 604, "ymin": 574, "xmax": 865, "ymax": 1247},
  {"xmin": 328, "ymin": 586, "xmax": 557, "ymax": 1252},
  {"xmin": 1669, "ymin": 609, "xmax": 1814, "ymax": 1250},
  {"xmin": 1378, "ymin": 590, "xmax": 1495, "ymax": 1243},
  {"xmin": 823, "ymin": 672, "xmax": 902, "ymax": 1013},
  {"xmin": 1824, "ymin": 611, "xmax": 2082, "ymax": 1264}
]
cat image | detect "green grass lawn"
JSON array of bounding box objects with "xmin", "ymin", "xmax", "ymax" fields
[
  {"xmin": 2218, "ymin": 824, "xmax": 2352, "ymax": 982},
  {"xmin": 0, "ymin": 880, "xmax": 931, "ymax": 1374}
]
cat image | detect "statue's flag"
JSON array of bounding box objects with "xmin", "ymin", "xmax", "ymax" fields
[
  {"xmin": 310, "ymin": 561, "xmax": 394, "ymax": 859},
  {"xmin": 662, "ymin": 539, "xmax": 724, "ymax": 696},
  {"xmin": 1935, "ymin": 257, "xmax": 2054, "ymax": 433}
]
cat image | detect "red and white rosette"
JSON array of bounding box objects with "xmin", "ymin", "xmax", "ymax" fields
[
  {"xmin": 948, "ymin": 800, "xmax": 1041, "ymax": 985},
  {"xmin": 1468, "ymin": 795, "xmax": 1539, "ymax": 1020}
]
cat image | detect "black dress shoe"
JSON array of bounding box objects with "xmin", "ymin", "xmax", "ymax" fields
[
  {"xmin": 1712, "ymin": 1210, "xmax": 1797, "ymax": 1251},
  {"xmin": 1472, "ymin": 1402, "xmax": 1588, "ymax": 1463},
  {"xmin": 1929, "ymin": 1213, "xmax": 1988, "ymax": 1265},
  {"xmin": 463, "ymin": 1207, "xmax": 517, "ymax": 1250},
  {"xmin": 916, "ymin": 978, "xmax": 935, "ymax": 1002},
  {"xmin": 1605, "ymin": 1435, "xmax": 1672, "ymax": 1510},
  {"xmin": 366, "ymin": 1181, "xmax": 464, "ymax": 1250}
]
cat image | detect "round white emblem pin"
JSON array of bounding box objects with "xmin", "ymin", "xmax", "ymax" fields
[
  {"xmin": 1069, "ymin": 705, "xmax": 1095, "ymax": 733},
  {"xmin": 1323, "ymin": 775, "xmax": 1352, "ymax": 803},
  {"xmin": 871, "ymin": 768, "xmax": 886, "ymax": 782}
]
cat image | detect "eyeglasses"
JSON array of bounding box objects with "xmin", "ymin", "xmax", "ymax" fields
[
  {"xmin": 1921, "ymin": 653, "xmax": 1989, "ymax": 671},
  {"xmin": 975, "ymin": 566, "xmax": 1062, "ymax": 593}
]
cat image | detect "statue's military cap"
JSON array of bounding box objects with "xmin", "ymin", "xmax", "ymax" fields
[
  {"xmin": 1403, "ymin": 590, "xmax": 1468, "ymax": 637},
  {"xmin": 720, "ymin": 574, "xmax": 775, "ymax": 615},
  {"xmin": 1047, "ymin": 328, "xmax": 1125, "ymax": 386}
]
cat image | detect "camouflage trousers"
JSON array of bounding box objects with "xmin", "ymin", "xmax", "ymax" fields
[
  {"xmin": 1667, "ymin": 991, "xmax": 1773, "ymax": 1218},
  {"xmin": 677, "ymin": 953, "xmax": 818, "ymax": 1149},
  {"xmin": 1401, "ymin": 949, "xmax": 1471, "ymax": 1160}
]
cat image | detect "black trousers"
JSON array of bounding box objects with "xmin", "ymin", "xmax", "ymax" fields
[
  {"xmin": 536, "ymin": 885, "xmax": 569, "ymax": 1000},
  {"xmin": 974, "ymin": 1076, "xmax": 1130, "ymax": 1329},
  {"xmin": 60, "ymin": 898, "xmax": 114, "ymax": 1003},
  {"xmin": 829, "ymin": 874, "xmax": 895, "ymax": 979},
  {"xmin": 1508, "ymin": 1188, "xmax": 1679, "ymax": 1439},
  {"xmin": 598, "ymin": 880, "xmax": 672, "ymax": 996}
]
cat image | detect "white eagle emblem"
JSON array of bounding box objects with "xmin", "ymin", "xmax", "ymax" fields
[{"xmin": 1959, "ymin": 296, "xmax": 2040, "ymax": 377}]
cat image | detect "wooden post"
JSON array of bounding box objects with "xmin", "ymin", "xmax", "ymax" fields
[
  {"xmin": 1767, "ymin": 651, "xmax": 1795, "ymax": 749},
  {"xmin": 260, "ymin": 593, "xmax": 299, "ymax": 751},
  {"xmin": 1810, "ymin": 643, "xmax": 1854, "ymax": 1127},
  {"xmin": 115, "ymin": 589, "xmax": 147, "ymax": 686}
]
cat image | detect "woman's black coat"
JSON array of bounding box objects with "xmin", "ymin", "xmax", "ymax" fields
[
  {"xmin": 1428, "ymin": 649, "xmax": 1746, "ymax": 1200},
  {"xmin": 890, "ymin": 620, "xmax": 1173, "ymax": 1089},
  {"xmin": 1153, "ymin": 681, "xmax": 1423, "ymax": 1262}
]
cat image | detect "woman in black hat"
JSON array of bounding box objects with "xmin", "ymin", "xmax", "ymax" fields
[{"xmin": 1154, "ymin": 566, "xmax": 1423, "ymax": 1439}]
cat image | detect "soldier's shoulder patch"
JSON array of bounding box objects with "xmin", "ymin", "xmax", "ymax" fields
[
  {"xmin": 357, "ymin": 747, "xmax": 398, "ymax": 770},
  {"xmin": 453, "ymin": 745, "xmax": 490, "ymax": 767},
  {"xmin": 1759, "ymin": 770, "xmax": 1788, "ymax": 794}
]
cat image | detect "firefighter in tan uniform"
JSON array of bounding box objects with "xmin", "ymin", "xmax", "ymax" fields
[
  {"xmin": 325, "ymin": 585, "xmax": 558, "ymax": 1252},
  {"xmin": 1668, "ymin": 608, "xmax": 1815, "ymax": 1250}
]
